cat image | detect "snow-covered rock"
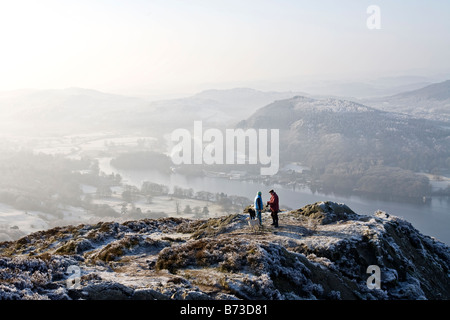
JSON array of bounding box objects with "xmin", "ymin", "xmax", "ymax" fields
[{"xmin": 0, "ymin": 202, "xmax": 448, "ymax": 300}]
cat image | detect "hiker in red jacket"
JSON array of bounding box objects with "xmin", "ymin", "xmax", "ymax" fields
[{"xmin": 267, "ymin": 189, "xmax": 279, "ymax": 228}]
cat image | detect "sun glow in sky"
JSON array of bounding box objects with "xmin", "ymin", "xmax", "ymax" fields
[{"xmin": 0, "ymin": 0, "xmax": 449, "ymax": 96}]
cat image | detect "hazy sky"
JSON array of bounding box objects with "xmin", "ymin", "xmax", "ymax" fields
[{"xmin": 0, "ymin": 0, "xmax": 449, "ymax": 96}]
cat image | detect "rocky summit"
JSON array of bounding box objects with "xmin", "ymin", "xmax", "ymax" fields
[{"xmin": 0, "ymin": 201, "xmax": 449, "ymax": 300}]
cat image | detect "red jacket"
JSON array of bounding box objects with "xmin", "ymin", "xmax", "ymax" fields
[{"xmin": 267, "ymin": 192, "xmax": 279, "ymax": 213}]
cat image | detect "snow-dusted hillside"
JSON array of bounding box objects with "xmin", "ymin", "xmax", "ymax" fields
[
  {"xmin": 363, "ymin": 80, "xmax": 450, "ymax": 122},
  {"xmin": 0, "ymin": 201, "xmax": 449, "ymax": 300},
  {"xmin": 289, "ymin": 96, "xmax": 375, "ymax": 113},
  {"xmin": 238, "ymin": 95, "xmax": 449, "ymax": 199}
]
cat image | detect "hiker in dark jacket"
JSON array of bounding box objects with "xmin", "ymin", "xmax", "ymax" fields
[{"xmin": 267, "ymin": 189, "xmax": 279, "ymax": 228}]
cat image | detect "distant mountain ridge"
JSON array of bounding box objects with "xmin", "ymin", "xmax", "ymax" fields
[
  {"xmin": 363, "ymin": 79, "xmax": 450, "ymax": 122},
  {"xmin": 391, "ymin": 79, "xmax": 450, "ymax": 101},
  {"xmin": 0, "ymin": 87, "xmax": 149, "ymax": 134},
  {"xmin": 146, "ymin": 87, "xmax": 307, "ymax": 130},
  {"xmin": 0, "ymin": 87, "xmax": 305, "ymax": 135},
  {"xmin": 2, "ymin": 81, "xmax": 448, "ymax": 136}
]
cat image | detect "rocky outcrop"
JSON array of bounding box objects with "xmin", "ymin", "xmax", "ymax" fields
[
  {"xmin": 0, "ymin": 202, "xmax": 448, "ymax": 300},
  {"xmin": 292, "ymin": 201, "xmax": 358, "ymax": 225}
]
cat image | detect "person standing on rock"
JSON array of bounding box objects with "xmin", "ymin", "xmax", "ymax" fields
[
  {"xmin": 254, "ymin": 191, "xmax": 264, "ymax": 226},
  {"xmin": 267, "ymin": 189, "xmax": 279, "ymax": 228}
]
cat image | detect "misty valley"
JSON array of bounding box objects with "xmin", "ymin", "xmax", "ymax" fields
[
  {"xmin": 2, "ymin": 0, "xmax": 450, "ymax": 305},
  {"xmin": 0, "ymin": 82, "xmax": 449, "ymax": 246}
]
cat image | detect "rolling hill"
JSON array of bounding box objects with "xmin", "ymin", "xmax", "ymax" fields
[
  {"xmin": 238, "ymin": 96, "xmax": 450, "ymax": 198},
  {"xmin": 363, "ymin": 80, "xmax": 450, "ymax": 122}
]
